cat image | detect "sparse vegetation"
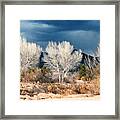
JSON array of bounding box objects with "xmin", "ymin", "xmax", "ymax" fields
[
  {"xmin": 20, "ymin": 39, "xmax": 100, "ymax": 100},
  {"xmin": 20, "ymin": 78, "xmax": 100, "ymax": 100},
  {"xmin": 79, "ymin": 64, "xmax": 86, "ymax": 79}
]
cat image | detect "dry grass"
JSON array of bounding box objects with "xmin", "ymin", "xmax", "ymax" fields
[{"xmin": 20, "ymin": 77, "xmax": 100, "ymax": 100}]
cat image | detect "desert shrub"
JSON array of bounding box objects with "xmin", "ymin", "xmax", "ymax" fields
[
  {"xmin": 79, "ymin": 64, "xmax": 93, "ymax": 81},
  {"xmin": 41, "ymin": 67, "xmax": 52, "ymax": 76},
  {"xmin": 37, "ymin": 67, "xmax": 52, "ymax": 83},
  {"xmin": 79, "ymin": 64, "xmax": 86, "ymax": 79},
  {"xmin": 46, "ymin": 83, "xmax": 75, "ymax": 95},
  {"xmin": 79, "ymin": 64, "xmax": 100, "ymax": 81},
  {"xmin": 93, "ymin": 65, "xmax": 100, "ymax": 78},
  {"xmin": 20, "ymin": 67, "xmax": 41, "ymax": 82},
  {"xmin": 85, "ymin": 64, "xmax": 100, "ymax": 80},
  {"xmin": 85, "ymin": 67, "xmax": 94, "ymax": 81},
  {"xmin": 74, "ymin": 78, "xmax": 100, "ymax": 95},
  {"xmin": 82, "ymin": 79, "xmax": 100, "ymax": 95},
  {"xmin": 20, "ymin": 78, "xmax": 100, "ymax": 98},
  {"xmin": 20, "ymin": 67, "xmax": 53, "ymax": 83}
]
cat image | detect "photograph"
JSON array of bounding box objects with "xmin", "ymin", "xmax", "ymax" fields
[{"xmin": 20, "ymin": 20, "xmax": 100, "ymax": 100}]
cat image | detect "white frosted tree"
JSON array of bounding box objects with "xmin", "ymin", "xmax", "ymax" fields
[
  {"xmin": 94, "ymin": 43, "xmax": 100, "ymax": 66},
  {"xmin": 95, "ymin": 44, "xmax": 100, "ymax": 57},
  {"xmin": 43, "ymin": 41, "xmax": 82, "ymax": 83},
  {"xmin": 87, "ymin": 44, "xmax": 100, "ymax": 69},
  {"xmin": 20, "ymin": 37, "xmax": 42, "ymax": 71}
]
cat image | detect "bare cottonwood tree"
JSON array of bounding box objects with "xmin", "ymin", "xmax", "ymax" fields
[
  {"xmin": 20, "ymin": 37, "xmax": 42, "ymax": 71},
  {"xmin": 85, "ymin": 44, "xmax": 100, "ymax": 80},
  {"xmin": 95, "ymin": 44, "xmax": 100, "ymax": 57},
  {"xmin": 43, "ymin": 41, "xmax": 82, "ymax": 83}
]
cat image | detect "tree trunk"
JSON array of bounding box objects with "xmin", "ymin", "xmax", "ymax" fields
[
  {"xmin": 57, "ymin": 68, "xmax": 61, "ymax": 83},
  {"xmin": 58, "ymin": 71, "xmax": 68, "ymax": 83},
  {"xmin": 64, "ymin": 71, "xmax": 67, "ymax": 78},
  {"xmin": 61, "ymin": 71, "xmax": 67, "ymax": 83},
  {"xmin": 58, "ymin": 74, "xmax": 61, "ymax": 83},
  {"xmin": 61, "ymin": 74, "xmax": 64, "ymax": 83}
]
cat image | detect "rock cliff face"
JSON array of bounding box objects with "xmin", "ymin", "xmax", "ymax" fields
[
  {"xmin": 81, "ymin": 52, "xmax": 100, "ymax": 68},
  {"xmin": 39, "ymin": 51, "xmax": 100, "ymax": 69}
]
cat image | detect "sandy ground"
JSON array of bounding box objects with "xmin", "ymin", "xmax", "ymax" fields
[
  {"xmin": 58, "ymin": 94, "xmax": 100, "ymax": 100},
  {"xmin": 20, "ymin": 93, "xmax": 100, "ymax": 100}
]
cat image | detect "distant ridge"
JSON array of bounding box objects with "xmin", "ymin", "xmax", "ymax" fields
[{"xmin": 39, "ymin": 50, "xmax": 100, "ymax": 69}]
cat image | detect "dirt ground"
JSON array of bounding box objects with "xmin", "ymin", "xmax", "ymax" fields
[
  {"xmin": 20, "ymin": 80, "xmax": 100, "ymax": 100},
  {"xmin": 20, "ymin": 93, "xmax": 100, "ymax": 100}
]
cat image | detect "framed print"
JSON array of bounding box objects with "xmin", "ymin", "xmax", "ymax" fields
[{"xmin": 0, "ymin": 0, "xmax": 119, "ymax": 119}]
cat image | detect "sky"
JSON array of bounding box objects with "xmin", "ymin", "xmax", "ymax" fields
[{"xmin": 20, "ymin": 20, "xmax": 100, "ymax": 54}]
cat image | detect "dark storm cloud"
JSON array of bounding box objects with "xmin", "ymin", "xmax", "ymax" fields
[{"xmin": 20, "ymin": 20, "xmax": 100, "ymax": 54}]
